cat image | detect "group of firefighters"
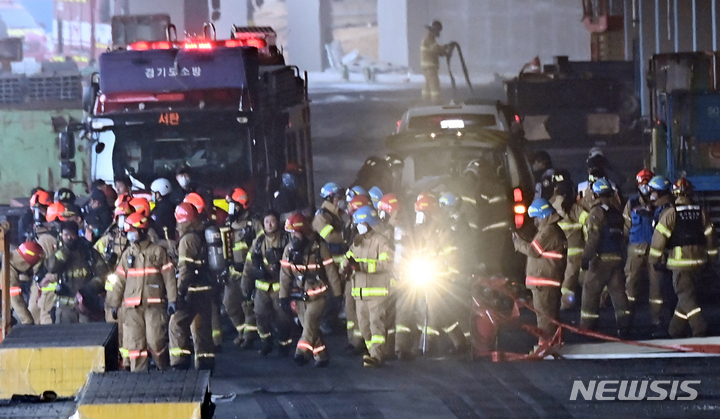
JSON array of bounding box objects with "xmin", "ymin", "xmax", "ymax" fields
[{"xmin": 523, "ymin": 148, "xmax": 717, "ymax": 348}]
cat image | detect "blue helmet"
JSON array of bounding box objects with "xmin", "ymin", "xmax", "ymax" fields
[
  {"xmin": 320, "ymin": 182, "xmax": 342, "ymax": 199},
  {"xmin": 353, "ymin": 205, "xmax": 380, "ymax": 227},
  {"xmin": 528, "ymin": 198, "xmax": 555, "ymax": 219},
  {"xmin": 346, "ymin": 185, "xmax": 368, "ymax": 201},
  {"xmin": 591, "ymin": 178, "xmax": 613, "ymax": 196},
  {"xmin": 438, "ymin": 191, "xmax": 459, "ymax": 208},
  {"xmin": 368, "ymin": 186, "xmax": 384, "ymax": 206},
  {"xmin": 648, "ymin": 175, "xmax": 671, "ymax": 192}
]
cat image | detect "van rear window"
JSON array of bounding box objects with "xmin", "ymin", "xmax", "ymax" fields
[{"xmin": 408, "ymin": 114, "xmax": 497, "ymax": 130}]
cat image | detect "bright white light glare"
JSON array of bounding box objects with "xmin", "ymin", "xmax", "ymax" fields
[
  {"xmin": 440, "ymin": 119, "xmax": 465, "ymax": 129},
  {"xmin": 406, "ymin": 257, "xmax": 437, "ymax": 287}
]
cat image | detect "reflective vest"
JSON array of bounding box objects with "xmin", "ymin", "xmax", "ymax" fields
[
  {"xmin": 598, "ymin": 204, "xmax": 624, "ymax": 255},
  {"xmin": 628, "ymin": 195, "xmax": 654, "ymax": 245},
  {"xmin": 668, "ymin": 205, "xmax": 705, "ymax": 248}
]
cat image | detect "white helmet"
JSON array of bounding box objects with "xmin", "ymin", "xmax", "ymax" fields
[{"xmin": 150, "ymin": 178, "xmax": 172, "ymax": 197}]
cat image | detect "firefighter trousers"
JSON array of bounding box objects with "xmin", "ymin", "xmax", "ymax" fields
[
  {"xmin": 169, "ymin": 290, "xmax": 215, "ymax": 370},
  {"xmin": 668, "ymin": 268, "xmax": 707, "ymax": 338},
  {"xmin": 561, "ymin": 256, "xmax": 582, "ymax": 296},
  {"xmin": 11, "ymin": 293, "xmax": 34, "ymax": 325},
  {"xmin": 106, "ymin": 306, "xmax": 125, "ymax": 367},
  {"xmin": 422, "ymin": 68, "xmax": 441, "ymax": 104},
  {"xmin": 425, "ymin": 281, "xmax": 468, "ymax": 350},
  {"xmin": 530, "ymin": 285, "xmax": 561, "ymax": 343},
  {"xmin": 384, "ymin": 288, "xmax": 397, "ymax": 357},
  {"xmin": 55, "ymin": 304, "xmax": 89, "ymax": 324},
  {"xmin": 355, "ymin": 296, "xmax": 388, "ymax": 361},
  {"xmin": 122, "ymin": 304, "xmax": 170, "ymax": 372},
  {"xmin": 296, "ymin": 296, "xmax": 329, "ymax": 362},
  {"xmin": 254, "ymin": 289, "xmax": 293, "ymax": 348},
  {"xmin": 28, "ymin": 283, "xmax": 41, "ymax": 324},
  {"xmin": 580, "ymin": 259, "xmax": 631, "ymax": 330},
  {"xmin": 345, "ymin": 282, "xmax": 364, "ymax": 349},
  {"xmin": 625, "ymin": 247, "xmax": 662, "ymax": 325},
  {"xmin": 394, "ymin": 282, "xmax": 419, "ymax": 354},
  {"xmin": 222, "ymin": 279, "xmax": 258, "ymax": 343},
  {"xmin": 37, "ymin": 288, "xmax": 56, "ymax": 325}
]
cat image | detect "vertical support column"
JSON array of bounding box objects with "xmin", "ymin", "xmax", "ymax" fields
[
  {"xmin": 287, "ymin": 0, "xmax": 332, "ymax": 72},
  {"xmin": 713, "ymin": 0, "xmax": 718, "ymax": 50},
  {"xmin": 693, "ymin": 0, "xmax": 698, "ymax": 51},
  {"xmin": 1, "ymin": 222, "xmax": 10, "ymax": 342},
  {"xmin": 674, "ymin": 0, "xmax": 679, "ymax": 51}
]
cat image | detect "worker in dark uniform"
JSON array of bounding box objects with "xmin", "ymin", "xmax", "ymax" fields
[
  {"xmin": 649, "ymin": 177, "xmax": 715, "ymax": 338},
  {"xmin": 420, "ymin": 20, "xmax": 449, "ymax": 104},
  {"xmin": 150, "ymin": 178, "xmax": 176, "ymax": 241},
  {"xmin": 580, "ymin": 179, "xmax": 631, "ymax": 336}
]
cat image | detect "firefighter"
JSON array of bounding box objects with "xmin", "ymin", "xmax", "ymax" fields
[
  {"xmin": 513, "ymin": 199, "xmax": 567, "ymax": 347},
  {"xmin": 84, "ymin": 188, "xmax": 113, "ymax": 242},
  {"xmin": 46, "ymin": 221, "xmax": 109, "ymax": 323},
  {"xmin": 341, "ymin": 206, "xmax": 394, "ymax": 367},
  {"xmin": 225, "ymin": 187, "xmax": 263, "ymax": 348},
  {"xmin": 412, "ymin": 193, "xmax": 468, "ymax": 355},
  {"xmin": 106, "ymin": 212, "xmax": 176, "ymax": 372},
  {"xmin": 580, "ymin": 179, "xmax": 631, "ymax": 336},
  {"xmin": 531, "ymin": 151, "xmax": 555, "ymax": 200},
  {"xmin": 6, "ymin": 242, "xmax": 44, "ymax": 324},
  {"xmin": 241, "ymin": 211, "xmax": 294, "ymax": 357},
  {"xmin": 279, "ymin": 213, "xmax": 342, "ymax": 367},
  {"xmin": 129, "ymin": 196, "xmax": 160, "ymax": 243},
  {"xmin": 27, "ymin": 190, "xmax": 54, "ymax": 323},
  {"xmin": 34, "ymin": 201, "xmax": 65, "ymax": 324},
  {"xmin": 168, "ymin": 203, "xmax": 215, "ymax": 370},
  {"xmin": 648, "ymin": 177, "xmax": 715, "ymax": 338},
  {"xmin": 272, "ymin": 170, "xmax": 307, "ymax": 222},
  {"xmin": 150, "ymin": 178, "xmax": 176, "ymax": 241},
  {"xmin": 421, "ymin": 20, "xmax": 448, "ymax": 104},
  {"xmin": 623, "ymin": 169, "xmax": 663, "ymax": 326},
  {"xmin": 547, "ymin": 170, "xmax": 587, "ymax": 310}
]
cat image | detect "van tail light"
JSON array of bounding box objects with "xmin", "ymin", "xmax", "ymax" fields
[{"xmin": 513, "ymin": 188, "xmax": 525, "ymax": 229}]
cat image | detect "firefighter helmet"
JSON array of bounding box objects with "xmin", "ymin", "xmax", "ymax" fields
[
  {"xmin": 229, "ymin": 187, "xmax": 250, "ymax": 208},
  {"xmin": 636, "ymin": 169, "xmax": 654, "ymax": 185},
  {"xmin": 427, "ymin": 20, "xmax": 443, "ymax": 33},
  {"xmin": 591, "ymin": 178, "xmax": 613, "ymax": 196},
  {"xmin": 439, "ymin": 192, "xmax": 459, "ymax": 208},
  {"xmin": 30, "ymin": 190, "xmax": 53, "ymax": 208},
  {"xmin": 46, "ymin": 202, "xmax": 66, "ymax": 222},
  {"xmin": 368, "ymin": 186, "xmax": 384, "ymax": 207},
  {"xmin": 528, "ymin": 199, "xmax": 555, "ymax": 219},
  {"xmin": 129, "ymin": 197, "xmax": 151, "ymax": 217},
  {"xmin": 17, "ymin": 241, "xmax": 43, "ymax": 266},
  {"xmin": 353, "ymin": 205, "xmax": 380, "ymax": 227},
  {"xmin": 649, "ymin": 175, "xmax": 671, "ymax": 192},
  {"xmin": 54, "ymin": 188, "xmax": 76, "ymax": 204},
  {"xmin": 673, "ymin": 177, "xmax": 694, "ymax": 197},
  {"xmin": 377, "ymin": 193, "xmax": 400, "ymax": 217},
  {"xmin": 150, "ymin": 178, "xmax": 172, "ymax": 197},
  {"xmin": 320, "ymin": 182, "xmax": 342, "ymax": 199},
  {"xmin": 183, "ymin": 192, "xmax": 205, "ymax": 214},
  {"xmin": 211, "ymin": 207, "xmax": 228, "ymax": 226},
  {"xmin": 348, "ymin": 194, "xmax": 372, "ymax": 215},
  {"xmin": 346, "ymin": 185, "xmax": 368, "ymax": 202},
  {"xmin": 415, "ymin": 193, "xmax": 437, "ymax": 213},
  {"xmin": 124, "ymin": 212, "xmax": 150, "ymax": 232},
  {"xmin": 175, "ymin": 202, "xmax": 199, "ymax": 224},
  {"xmin": 284, "ymin": 212, "xmax": 308, "ymax": 232}
]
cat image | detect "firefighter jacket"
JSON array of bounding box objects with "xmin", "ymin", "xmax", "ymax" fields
[
  {"xmin": 649, "ymin": 196, "xmax": 716, "ymax": 269},
  {"xmin": 46, "ymin": 239, "xmax": 109, "ymax": 301},
  {"xmin": 514, "ymin": 212, "xmax": 567, "ymax": 287},
  {"xmin": 279, "ymin": 234, "xmax": 342, "ymax": 301},
  {"xmin": 312, "ymin": 200, "xmax": 348, "ymax": 257},
  {"xmin": 7, "ymin": 251, "xmax": 35, "ymax": 323},
  {"xmin": 420, "ymin": 32, "xmax": 446, "ymax": 69},
  {"xmin": 342, "ymin": 228, "xmax": 394, "ymax": 299},
  {"xmin": 550, "ymin": 194, "xmax": 587, "ymax": 261},
  {"xmin": 229, "ymin": 214, "xmax": 262, "ymax": 275},
  {"xmin": 241, "ymin": 229, "xmax": 288, "ymax": 295},
  {"xmin": 623, "ymin": 194, "xmax": 655, "ymax": 252},
  {"xmin": 94, "ymin": 224, "xmax": 129, "ymax": 269},
  {"xmin": 176, "ymin": 221, "xmax": 212, "ymax": 297},
  {"xmin": 583, "ymin": 197, "xmax": 624, "ymax": 262},
  {"xmin": 34, "ymin": 225, "xmax": 58, "ymax": 292},
  {"xmin": 106, "ymin": 238, "xmax": 177, "ymax": 308}
]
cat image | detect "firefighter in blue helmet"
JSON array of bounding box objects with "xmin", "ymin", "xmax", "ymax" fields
[
  {"xmin": 580, "ymin": 179, "xmax": 631, "ymax": 336},
  {"xmin": 512, "ymin": 199, "xmax": 567, "ymax": 347}
]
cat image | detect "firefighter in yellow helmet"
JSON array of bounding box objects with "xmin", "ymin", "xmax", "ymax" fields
[
  {"xmin": 168, "ymin": 203, "xmax": 215, "ymax": 370},
  {"xmin": 279, "ymin": 213, "xmax": 342, "ymax": 367},
  {"xmin": 648, "ymin": 176, "xmax": 715, "ymax": 338},
  {"xmin": 421, "ymin": 20, "xmax": 449, "ymax": 104},
  {"xmin": 106, "ymin": 212, "xmax": 177, "ymax": 372}
]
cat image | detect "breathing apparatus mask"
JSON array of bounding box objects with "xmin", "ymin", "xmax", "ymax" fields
[
  {"xmin": 639, "ymin": 184, "xmax": 651, "ymax": 196},
  {"xmin": 356, "ymin": 223, "xmax": 369, "ymax": 235}
]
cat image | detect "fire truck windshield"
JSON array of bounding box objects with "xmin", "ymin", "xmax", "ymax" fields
[{"xmin": 113, "ymin": 129, "xmax": 252, "ymax": 189}]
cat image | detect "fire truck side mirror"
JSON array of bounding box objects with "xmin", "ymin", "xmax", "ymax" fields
[
  {"xmin": 59, "ymin": 132, "xmax": 75, "ymax": 160},
  {"xmin": 60, "ymin": 161, "xmax": 76, "ymax": 180}
]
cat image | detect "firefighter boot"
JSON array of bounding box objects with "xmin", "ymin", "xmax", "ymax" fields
[{"xmin": 258, "ymin": 339, "xmax": 273, "ymax": 356}]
